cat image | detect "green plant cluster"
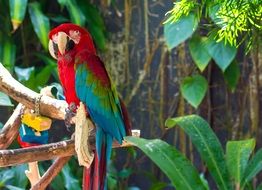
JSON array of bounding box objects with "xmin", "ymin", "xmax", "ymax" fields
[
  {"xmin": 126, "ymin": 115, "xmax": 262, "ymax": 190},
  {"xmin": 164, "ymin": 0, "xmax": 261, "ymax": 109}
]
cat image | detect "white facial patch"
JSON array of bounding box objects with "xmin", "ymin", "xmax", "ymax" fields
[{"xmin": 69, "ymin": 30, "xmax": 81, "ymax": 44}]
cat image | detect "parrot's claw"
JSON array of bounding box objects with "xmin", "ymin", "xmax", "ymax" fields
[{"xmin": 65, "ymin": 102, "xmax": 76, "ymax": 131}]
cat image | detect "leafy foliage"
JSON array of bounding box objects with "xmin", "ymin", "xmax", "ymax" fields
[
  {"xmin": 125, "ymin": 136, "xmax": 206, "ymax": 190},
  {"xmin": 126, "ymin": 115, "xmax": 262, "ymax": 190},
  {"xmin": 163, "ymin": 0, "xmax": 260, "ymax": 107}
]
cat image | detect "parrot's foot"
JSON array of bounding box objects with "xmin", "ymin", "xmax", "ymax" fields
[{"xmin": 65, "ymin": 102, "xmax": 76, "ymax": 131}]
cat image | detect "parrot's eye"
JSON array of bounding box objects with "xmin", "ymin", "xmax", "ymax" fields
[{"xmin": 66, "ymin": 39, "xmax": 75, "ymax": 52}]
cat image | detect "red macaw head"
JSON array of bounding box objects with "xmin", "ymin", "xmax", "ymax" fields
[{"xmin": 48, "ymin": 23, "xmax": 96, "ymax": 59}]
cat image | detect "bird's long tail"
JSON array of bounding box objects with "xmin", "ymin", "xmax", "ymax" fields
[
  {"xmin": 83, "ymin": 128, "xmax": 113, "ymax": 190},
  {"xmin": 83, "ymin": 98, "xmax": 131, "ymax": 190}
]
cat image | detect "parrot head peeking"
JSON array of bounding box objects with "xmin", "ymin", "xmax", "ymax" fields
[{"xmin": 48, "ymin": 23, "xmax": 96, "ymax": 60}]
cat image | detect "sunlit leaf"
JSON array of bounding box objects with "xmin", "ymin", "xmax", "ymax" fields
[
  {"xmin": 125, "ymin": 137, "xmax": 206, "ymax": 190},
  {"xmin": 226, "ymin": 139, "xmax": 255, "ymax": 183},
  {"xmin": 241, "ymin": 149, "xmax": 262, "ymax": 188},
  {"xmin": 0, "ymin": 92, "xmax": 13, "ymax": 106},
  {"xmin": 164, "ymin": 13, "xmax": 198, "ymax": 50},
  {"xmin": 223, "ymin": 61, "xmax": 240, "ymax": 92},
  {"xmin": 189, "ymin": 36, "xmax": 211, "ymax": 72},
  {"xmin": 205, "ymin": 38, "xmax": 237, "ymax": 71},
  {"xmin": 28, "ymin": 2, "xmax": 50, "ymax": 49},
  {"xmin": 165, "ymin": 115, "xmax": 232, "ymax": 190},
  {"xmin": 180, "ymin": 75, "xmax": 208, "ymax": 108},
  {"xmin": 9, "ymin": 0, "xmax": 28, "ymax": 31}
]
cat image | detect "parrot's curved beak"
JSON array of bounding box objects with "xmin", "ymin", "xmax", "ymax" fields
[{"xmin": 57, "ymin": 32, "xmax": 68, "ymax": 55}]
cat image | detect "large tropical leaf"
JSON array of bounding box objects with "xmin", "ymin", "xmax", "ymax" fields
[
  {"xmin": 226, "ymin": 139, "xmax": 255, "ymax": 183},
  {"xmin": 125, "ymin": 136, "xmax": 206, "ymax": 190},
  {"xmin": 9, "ymin": 0, "xmax": 28, "ymax": 31},
  {"xmin": 28, "ymin": 2, "xmax": 50, "ymax": 49},
  {"xmin": 165, "ymin": 115, "xmax": 232, "ymax": 190},
  {"xmin": 241, "ymin": 149, "xmax": 262, "ymax": 188}
]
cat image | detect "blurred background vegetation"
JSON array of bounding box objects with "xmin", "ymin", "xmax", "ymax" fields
[{"xmin": 0, "ymin": 0, "xmax": 261, "ymax": 189}]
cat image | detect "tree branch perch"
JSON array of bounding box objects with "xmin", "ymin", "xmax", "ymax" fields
[{"xmin": 0, "ymin": 63, "xmax": 67, "ymax": 120}]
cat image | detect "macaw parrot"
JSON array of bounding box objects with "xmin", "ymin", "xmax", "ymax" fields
[{"xmin": 48, "ymin": 23, "xmax": 131, "ymax": 190}]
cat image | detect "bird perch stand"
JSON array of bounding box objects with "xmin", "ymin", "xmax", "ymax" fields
[{"xmin": 0, "ymin": 63, "xmax": 140, "ymax": 190}]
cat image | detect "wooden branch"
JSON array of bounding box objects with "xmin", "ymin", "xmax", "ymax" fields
[
  {"xmin": 25, "ymin": 162, "xmax": 41, "ymax": 186},
  {"xmin": 30, "ymin": 156, "xmax": 71, "ymax": 190},
  {"xmin": 0, "ymin": 140, "xmax": 75, "ymax": 167},
  {"xmin": 0, "ymin": 129, "xmax": 139, "ymax": 167},
  {"xmin": 0, "ymin": 63, "xmax": 67, "ymax": 120},
  {"xmin": 0, "ymin": 103, "xmax": 24, "ymax": 149}
]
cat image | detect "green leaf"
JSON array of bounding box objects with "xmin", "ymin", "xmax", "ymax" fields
[
  {"xmin": 189, "ymin": 36, "xmax": 211, "ymax": 72},
  {"xmin": 78, "ymin": 1, "xmax": 106, "ymax": 50},
  {"xmin": 0, "ymin": 169, "xmax": 14, "ymax": 184},
  {"xmin": 165, "ymin": 115, "xmax": 231, "ymax": 190},
  {"xmin": 0, "ymin": 92, "xmax": 13, "ymax": 106},
  {"xmin": 50, "ymin": 172, "xmax": 65, "ymax": 190},
  {"xmin": 35, "ymin": 53, "xmax": 58, "ymax": 80},
  {"xmin": 125, "ymin": 136, "xmax": 206, "ymax": 190},
  {"xmin": 226, "ymin": 139, "xmax": 255, "ymax": 183},
  {"xmin": 87, "ymin": 22, "xmax": 106, "ymax": 51},
  {"xmin": 223, "ymin": 61, "xmax": 240, "ymax": 92},
  {"xmin": 241, "ymin": 149, "xmax": 262, "ymax": 187},
  {"xmin": 9, "ymin": 165, "xmax": 28, "ymax": 188},
  {"xmin": 28, "ymin": 2, "xmax": 50, "ymax": 49},
  {"xmin": 5, "ymin": 185, "xmax": 24, "ymax": 190},
  {"xmin": 14, "ymin": 66, "xmax": 35, "ymax": 81},
  {"xmin": 180, "ymin": 75, "xmax": 208, "ymax": 108},
  {"xmin": 200, "ymin": 173, "xmax": 210, "ymax": 190},
  {"xmin": 150, "ymin": 182, "xmax": 167, "ymax": 190},
  {"xmin": 205, "ymin": 38, "xmax": 237, "ymax": 71},
  {"xmin": 0, "ymin": 36, "xmax": 16, "ymax": 72},
  {"xmin": 35, "ymin": 64, "xmax": 56, "ymax": 89},
  {"xmin": 164, "ymin": 13, "xmax": 198, "ymax": 50},
  {"xmin": 9, "ymin": 0, "xmax": 28, "ymax": 31},
  {"xmin": 62, "ymin": 164, "xmax": 81, "ymax": 190},
  {"xmin": 58, "ymin": 0, "xmax": 85, "ymax": 26},
  {"xmin": 0, "ymin": 122, "xmax": 3, "ymax": 129}
]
